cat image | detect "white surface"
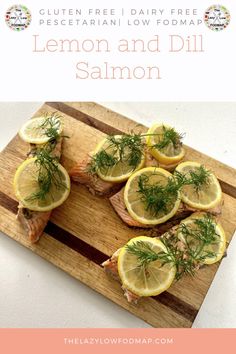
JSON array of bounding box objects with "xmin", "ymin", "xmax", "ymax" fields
[{"xmin": 0, "ymin": 102, "xmax": 236, "ymax": 328}]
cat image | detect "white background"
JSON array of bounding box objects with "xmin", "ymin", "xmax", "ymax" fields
[
  {"xmin": 0, "ymin": 0, "xmax": 236, "ymax": 100},
  {"xmin": 0, "ymin": 102, "xmax": 236, "ymax": 328}
]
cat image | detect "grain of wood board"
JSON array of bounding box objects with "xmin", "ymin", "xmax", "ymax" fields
[{"xmin": 0, "ymin": 102, "xmax": 235, "ymax": 328}]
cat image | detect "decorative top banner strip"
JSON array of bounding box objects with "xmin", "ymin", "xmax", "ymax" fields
[{"xmin": 0, "ymin": 0, "xmax": 235, "ymax": 101}]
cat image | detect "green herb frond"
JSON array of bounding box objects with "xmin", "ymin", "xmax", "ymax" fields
[
  {"xmin": 40, "ymin": 112, "xmax": 62, "ymax": 142},
  {"xmin": 25, "ymin": 146, "xmax": 67, "ymax": 202},
  {"xmin": 89, "ymin": 150, "xmax": 118, "ymax": 175},
  {"xmin": 88, "ymin": 133, "xmax": 145, "ymax": 175},
  {"xmin": 108, "ymin": 133, "xmax": 145, "ymax": 169},
  {"xmin": 126, "ymin": 241, "xmax": 160, "ymax": 267},
  {"xmin": 151, "ymin": 125, "xmax": 184, "ymax": 151},
  {"xmin": 137, "ymin": 173, "xmax": 180, "ymax": 217},
  {"xmin": 187, "ymin": 165, "xmax": 211, "ymax": 192},
  {"xmin": 174, "ymin": 165, "xmax": 212, "ymax": 192}
]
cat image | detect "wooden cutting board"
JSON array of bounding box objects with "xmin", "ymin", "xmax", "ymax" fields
[{"xmin": 0, "ymin": 102, "xmax": 236, "ymax": 328}]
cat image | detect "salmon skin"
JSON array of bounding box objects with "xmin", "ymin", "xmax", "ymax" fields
[
  {"xmin": 69, "ymin": 155, "xmax": 123, "ymax": 197},
  {"xmin": 109, "ymin": 188, "xmax": 223, "ymax": 236},
  {"xmin": 16, "ymin": 138, "xmax": 62, "ymax": 243}
]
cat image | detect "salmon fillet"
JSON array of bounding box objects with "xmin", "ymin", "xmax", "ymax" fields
[
  {"xmin": 16, "ymin": 138, "xmax": 62, "ymax": 243},
  {"xmin": 109, "ymin": 188, "xmax": 223, "ymax": 234},
  {"xmin": 69, "ymin": 155, "xmax": 123, "ymax": 197}
]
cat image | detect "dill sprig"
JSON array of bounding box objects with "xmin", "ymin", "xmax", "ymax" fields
[
  {"xmin": 25, "ymin": 146, "xmax": 67, "ymax": 202},
  {"xmin": 39, "ymin": 112, "xmax": 62, "ymax": 142},
  {"xmin": 89, "ymin": 133, "xmax": 145, "ymax": 174},
  {"xmin": 137, "ymin": 173, "xmax": 181, "ymax": 217},
  {"xmin": 108, "ymin": 134, "xmax": 144, "ymax": 168},
  {"xmin": 126, "ymin": 241, "xmax": 162, "ymax": 267},
  {"xmin": 126, "ymin": 214, "xmax": 219, "ymax": 280},
  {"xmin": 89, "ymin": 150, "xmax": 118, "ymax": 175},
  {"xmin": 187, "ymin": 165, "xmax": 211, "ymax": 192},
  {"xmin": 151, "ymin": 125, "xmax": 184, "ymax": 151},
  {"xmin": 173, "ymin": 165, "xmax": 212, "ymax": 193}
]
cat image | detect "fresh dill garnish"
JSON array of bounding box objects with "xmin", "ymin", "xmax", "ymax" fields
[
  {"xmin": 89, "ymin": 133, "xmax": 145, "ymax": 175},
  {"xmin": 137, "ymin": 173, "xmax": 181, "ymax": 217},
  {"xmin": 170, "ymin": 214, "xmax": 220, "ymax": 279},
  {"xmin": 173, "ymin": 165, "xmax": 212, "ymax": 193},
  {"xmin": 89, "ymin": 150, "xmax": 118, "ymax": 175},
  {"xmin": 187, "ymin": 165, "xmax": 211, "ymax": 192},
  {"xmin": 151, "ymin": 125, "xmax": 184, "ymax": 151},
  {"xmin": 39, "ymin": 112, "xmax": 62, "ymax": 142},
  {"xmin": 25, "ymin": 146, "xmax": 67, "ymax": 202},
  {"xmin": 126, "ymin": 241, "xmax": 162, "ymax": 267},
  {"xmin": 108, "ymin": 134, "xmax": 144, "ymax": 168},
  {"xmin": 126, "ymin": 214, "xmax": 219, "ymax": 280}
]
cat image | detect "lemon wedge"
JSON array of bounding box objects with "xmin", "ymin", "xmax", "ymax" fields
[
  {"xmin": 118, "ymin": 236, "xmax": 176, "ymax": 297},
  {"xmin": 146, "ymin": 123, "xmax": 185, "ymax": 165},
  {"xmin": 178, "ymin": 213, "xmax": 226, "ymax": 265},
  {"xmin": 19, "ymin": 115, "xmax": 63, "ymax": 144},
  {"xmin": 93, "ymin": 135, "xmax": 145, "ymax": 183},
  {"xmin": 175, "ymin": 161, "xmax": 222, "ymax": 210},
  {"xmin": 124, "ymin": 167, "xmax": 181, "ymax": 225},
  {"xmin": 14, "ymin": 157, "xmax": 70, "ymax": 212}
]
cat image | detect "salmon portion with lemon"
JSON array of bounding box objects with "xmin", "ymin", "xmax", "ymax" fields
[
  {"xmin": 110, "ymin": 163, "xmax": 223, "ymax": 229},
  {"xmin": 69, "ymin": 134, "xmax": 145, "ymax": 196},
  {"xmin": 16, "ymin": 139, "xmax": 64, "ymax": 243},
  {"xmin": 110, "ymin": 187, "xmax": 223, "ymax": 229},
  {"xmin": 103, "ymin": 214, "xmax": 226, "ymax": 303},
  {"xmin": 69, "ymin": 156, "xmax": 123, "ymax": 197},
  {"xmin": 15, "ymin": 114, "xmax": 71, "ymax": 243}
]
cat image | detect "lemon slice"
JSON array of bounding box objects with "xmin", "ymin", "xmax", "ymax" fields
[
  {"xmin": 14, "ymin": 158, "xmax": 70, "ymax": 212},
  {"xmin": 146, "ymin": 123, "xmax": 185, "ymax": 165},
  {"xmin": 124, "ymin": 167, "xmax": 181, "ymax": 225},
  {"xmin": 93, "ymin": 135, "xmax": 145, "ymax": 182},
  {"xmin": 118, "ymin": 236, "xmax": 176, "ymax": 297},
  {"xmin": 19, "ymin": 116, "xmax": 63, "ymax": 144},
  {"xmin": 178, "ymin": 213, "xmax": 226, "ymax": 265},
  {"xmin": 176, "ymin": 161, "xmax": 222, "ymax": 210}
]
